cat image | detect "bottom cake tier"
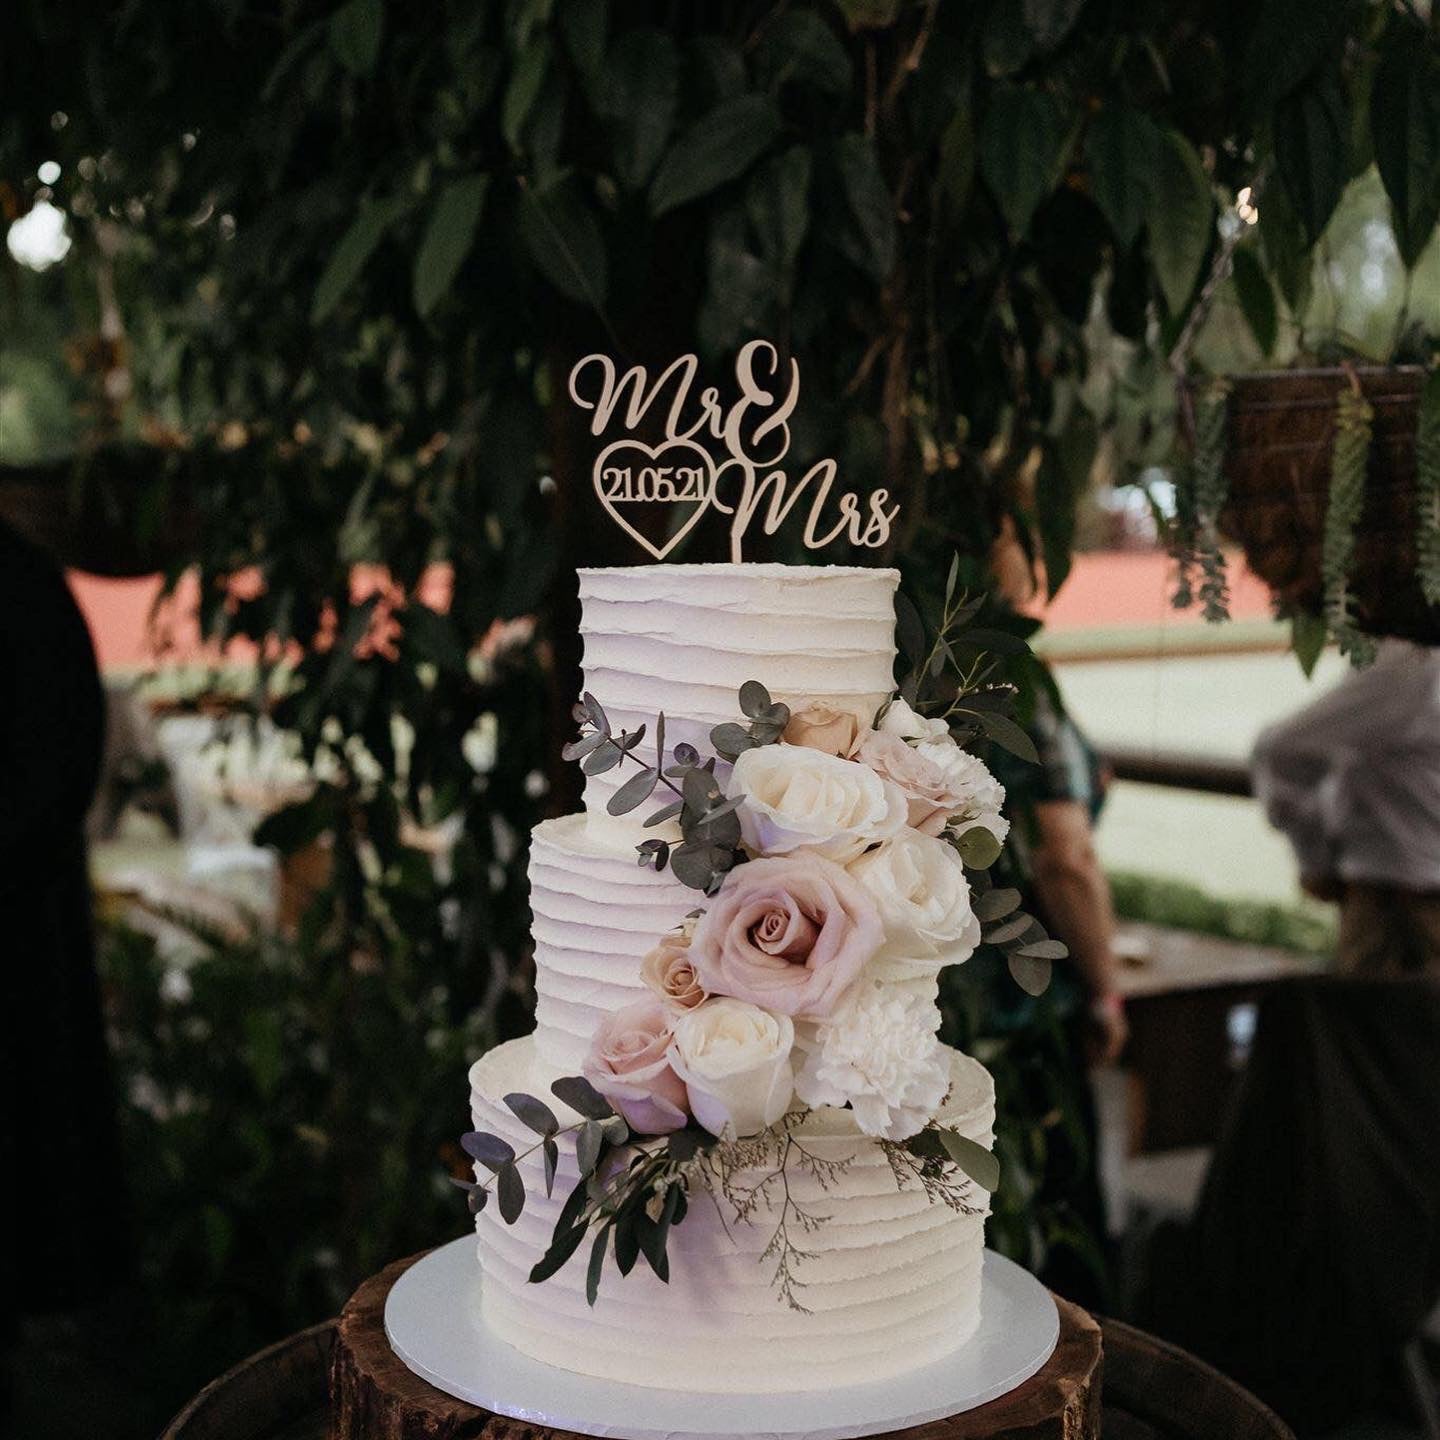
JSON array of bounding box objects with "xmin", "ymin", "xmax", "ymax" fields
[{"xmin": 468, "ymin": 1035, "xmax": 996, "ymax": 1392}]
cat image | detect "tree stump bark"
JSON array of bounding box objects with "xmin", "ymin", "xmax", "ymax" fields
[{"xmin": 328, "ymin": 1252, "xmax": 1102, "ymax": 1440}]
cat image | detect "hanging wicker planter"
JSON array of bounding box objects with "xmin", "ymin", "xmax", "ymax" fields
[{"xmin": 1215, "ymin": 365, "xmax": 1439, "ymax": 643}]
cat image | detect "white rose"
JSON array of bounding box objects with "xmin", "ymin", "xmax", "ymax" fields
[
  {"xmin": 848, "ymin": 828, "xmax": 980, "ymax": 966},
  {"xmin": 729, "ymin": 745, "xmax": 907, "ymax": 864},
  {"xmin": 794, "ymin": 982, "xmax": 949, "ymax": 1141},
  {"xmin": 879, "ymin": 696, "xmax": 952, "ymax": 742},
  {"xmin": 913, "ymin": 738, "xmax": 1008, "ymax": 841},
  {"xmin": 668, "ymin": 999, "xmax": 796, "ymax": 1139}
]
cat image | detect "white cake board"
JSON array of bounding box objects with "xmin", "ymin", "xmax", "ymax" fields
[{"xmin": 385, "ymin": 1236, "xmax": 1059, "ymax": 1440}]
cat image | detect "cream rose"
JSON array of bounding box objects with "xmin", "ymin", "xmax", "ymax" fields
[
  {"xmin": 668, "ymin": 999, "xmax": 795, "ymax": 1139},
  {"xmin": 728, "ymin": 744, "xmax": 906, "ymax": 862},
  {"xmin": 878, "ymin": 696, "xmax": 952, "ymax": 742},
  {"xmin": 689, "ymin": 853, "xmax": 883, "ymax": 1019},
  {"xmin": 640, "ymin": 932, "xmax": 707, "ymax": 1013},
  {"xmin": 848, "ymin": 828, "xmax": 980, "ymax": 966},
  {"xmin": 854, "ymin": 728, "xmax": 973, "ymax": 836},
  {"xmin": 582, "ymin": 999, "xmax": 689, "ymax": 1135},
  {"xmin": 782, "ymin": 702, "xmax": 865, "ymax": 757}
]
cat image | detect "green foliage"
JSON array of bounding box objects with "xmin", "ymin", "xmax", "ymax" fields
[
  {"xmin": 1370, "ymin": 18, "xmax": 1440, "ymax": 269},
  {"xmin": 1323, "ymin": 385, "xmax": 1377, "ymax": 664},
  {"xmin": 1417, "ymin": 368, "xmax": 1440, "ymax": 606}
]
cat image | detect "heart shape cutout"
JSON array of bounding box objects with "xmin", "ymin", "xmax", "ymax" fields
[{"xmin": 592, "ymin": 438, "xmax": 716, "ymax": 561}]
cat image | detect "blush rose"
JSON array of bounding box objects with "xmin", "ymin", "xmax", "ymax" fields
[{"xmin": 581, "ymin": 999, "xmax": 689, "ymax": 1135}]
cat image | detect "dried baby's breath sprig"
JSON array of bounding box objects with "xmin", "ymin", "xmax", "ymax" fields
[{"xmin": 881, "ymin": 1121, "xmax": 995, "ymax": 1215}]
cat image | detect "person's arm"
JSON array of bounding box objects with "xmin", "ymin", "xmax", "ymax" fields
[{"xmin": 1029, "ymin": 798, "xmax": 1128, "ymax": 1066}]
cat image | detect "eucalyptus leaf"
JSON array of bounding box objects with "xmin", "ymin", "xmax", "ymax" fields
[
  {"xmin": 976, "ymin": 709, "xmax": 1039, "ymax": 762},
  {"xmin": 496, "ymin": 1162, "xmax": 526, "ymax": 1223},
  {"xmin": 586, "ymin": 1225, "xmax": 610, "ymax": 1306},
  {"xmin": 1007, "ymin": 950, "xmax": 1054, "ymax": 996},
  {"xmin": 738, "ymin": 680, "xmax": 772, "ymax": 718},
  {"xmin": 984, "ymin": 914, "xmax": 1032, "ymax": 947},
  {"xmin": 1016, "ymin": 939, "xmax": 1069, "ymax": 960},
  {"xmin": 972, "ymin": 887, "xmax": 1021, "ymax": 922},
  {"xmin": 607, "ymin": 766, "xmax": 660, "ymax": 815},
  {"xmin": 529, "ymin": 1218, "xmax": 587, "ymax": 1284},
  {"xmin": 561, "ymin": 729, "xmax": 609, "ymax": 762},
  {"xmin": 460, "ymin": 1130, "xmax": 515, "ymax": 1171},
  {"xmin": 938, "ymin": 1129, "xmax": 1002, "ymax": 1192},
  {"xmin": 551, "ymin": 1075, "xmax": 616, "ymax": 1120},
  {"xmin": 543, "ymin": 1138, "xmax": 559, "ymax": 1197},
  {"xmin": 582, "ymin": 744, "xmax": 623, "ymax": 775},
  {"xmin": 504, "ymin": 1091, "xmax": 559, "ymax": 1137},
  {"xmin": 956, "ymin": 825, "xmax": 1003, "ymax": 869},
  {"xmin": 895, "ymin": 591, "xmax": 927, "ymax": 668},
  {"xmin": 576, "ymin": 1119, "xmax": 605, "ymax": 1177}
]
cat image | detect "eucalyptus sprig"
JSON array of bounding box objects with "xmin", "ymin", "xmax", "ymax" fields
[
  {"xmin": 882, "ymin": 1120, "xmax": 999, "ymax": 1211},
  {"xmin": 563, "ymin": 681, "xmax": 790, "ymax": 895}
]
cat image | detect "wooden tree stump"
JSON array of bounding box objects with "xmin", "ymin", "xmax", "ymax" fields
[{"xmin": 328, "ymin": 1252, "xmax": 1102, "ymax": 1440}]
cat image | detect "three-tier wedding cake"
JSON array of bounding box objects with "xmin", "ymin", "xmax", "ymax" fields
[{"xmin": 466, "ymin": 563, "xmax": 999, "ymax": 1393}]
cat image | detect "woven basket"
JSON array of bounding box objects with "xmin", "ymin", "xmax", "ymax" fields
[{"xmin": 1216, "ymin": 366, "xmax": 1438, "ymax": 642}]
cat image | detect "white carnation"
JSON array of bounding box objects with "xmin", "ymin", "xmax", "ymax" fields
[
  {"xmin": 913, "ymin": 738, "xmax": 1009, "ymax": 844},
  {"xmin": 879, "ymin": 696, "xmax": 952, "ymax": 742},
  {"xmin": 794, "ymin": 982, "xmax": 949, "ymax": 1141}
]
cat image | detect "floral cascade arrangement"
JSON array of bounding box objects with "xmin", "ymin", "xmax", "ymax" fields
[{"xmin": 456, "ymin": 572, "xmax": 1064, "ymax": 1308}]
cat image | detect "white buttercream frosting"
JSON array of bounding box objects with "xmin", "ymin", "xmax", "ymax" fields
[
  {"xmin": 469, "ymin": 1037, "xmax": 993, "ymax": 1392},
  {"xmin": 577, "ymin": 564, "xmax": 899, "ymax": 835}
]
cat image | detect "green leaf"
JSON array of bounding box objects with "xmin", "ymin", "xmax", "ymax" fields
[
  {"xmin": 984, "ymin": 914, "xmax": 1033, "ymax": 946},
  {"xmin": 254, "ymin": 787, "xmax": 339, "ymax": 854},
  {"xmin": 551, "ymin": 1074, "xmax": 615, "ymax": 1120},
  {"xmin": 746, "ymin": 147, "xmax": 812, "ymax": 270},
  {"xmin": 1007, "ymin": 949, "xmax": 1053, "ymax": 996},
  {"xmin": 503, "ymin": 36, "xmax": 552, "ymax": 153},
  {"xmin": 413, "ymin": 176, "xmax": 489, "ymax": 318},
  {"xmin": 586, "ymin": 1224, "xmax": 610, "ymax": 1306},
  {"xmin": 558, "ymin": 0, "xmax": 608, "ymax": 77},
  {"xmin": 1016, "ymin": 938, "xmax": 1069, "ymax": 960},
  {"xmin": 496, "ymin": 1162, "xmax": 525, "ymax": 1223},
  {"xmin": 607, "ymin": 767, "xmax": 660, "ymax": 816},
  {"xmin": 504, "ymin": 1092, "xmax": 560, "ymax": 1137},
  {"xmin": 977, "ymin": 709, "xmax": 1039, "ymax": 762},
  {"xmin": 1291, "ymin": 611, "xmax": 1329, "ymax": 677},
  {"xmin": 1241, "ymin": 0, "xmax": 1348, "ymax": 107},
  {"xmin": 461, "ymin": 1130, "xmax": 516, "ymax": 1171},
  {"xmin": 1274, "ymin": 73, "xmax": 1348, "ymax": 246},
  {"xmin": 602, "ymin": 29, "xmax": 679, "ymax": 188},
  {"xmin": 402, "ymin": 602, "xmax": 470, "ymax": 675},
  {"xmin": 833, "ymin": 134, "xmax": 897, "ymax": 281},
  {"xmin": 543, "ymin": 1138, "xmax": 559, "ymax": 1197},
  {"xmin": 328, "ymin": 0, "xmax": 382, "ymax": 76},
  {"xmin": 1231, "ymin": 248, "xmax": 1277, "ymax": 357},
  {"xmin": 638, "ymin": 1184, "xmax": 680, "ymax": 1282},
  {"xmin": 937, "ymin": 106, "xmax": 976, "ymax": 222},
  {"xmin": 1259, "ymin": 178, "xmax": 1314, "ymax": 314},
  {"xmin": 1086, "ymin": 105, "xmax": 1158, "ymax": 249},
  {"xmin": 614, "ymin": 1209, "xmax": 642, "ymax": 1276},
  {"xmin": 1022, "ymin": 0, "xmax": 1087, "ymax": 53},
  {"xmin": 1147, "ymin": 129, "xmax": 1212, "ymax": 314},
  {"xmin": 738, "ymin": 680, "xmax": 772, "ymax": 717},
  {"xmin": 757, "ymin": 11, "xmax": 852, "ymax": 96},
  {"xmin": 1371, "ymin": 24, "xmax": 1440, "ymax": 269},
  {"xmin": 519, "ymin": 180, "xmax": 608, "ymax": 307},
  {"xmin": 973, "ymin": 887, "xmax": 1022, "ymax": 922},
  {"xmin": 310, "ymin": 195, "xmax": 409, "ymax": 323},
  {"xmin": 938, "ymin": 1129, "xmax": 1002, "ymax": 1192},
  {"xmin": 982, "ymin": 3, "xmax": 1033, "ymax": 78},
  {"xmin": 650, "ymin": 95, "xmax": 783, "ymax": 217},
  {"xmin": 894, "ymin": 590, "xmax": 926, "ymax": 668},
  {"xmin": 980, "ymin": 86, "xmax": 1074, "ymax": 238},
  {"xmin": 576, "ymin": 1119, "xmax": 605, "ymax": 1177},
  {"xmin": 529, "ymin": 1217, "xmax": 588, "ymax": 1283},
  {"xmin": 956, "ymin": 825, "xmax": 1003, "ymax": 869}
]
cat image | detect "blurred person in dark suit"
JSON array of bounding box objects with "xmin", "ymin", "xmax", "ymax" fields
[
  {"xmin": 1253, "ymin": 641, "xmax": 1440, "ymax": 974},
  {"xmin": 0, "ymin": 519, "xmax": 126, "ymax": 1405}
]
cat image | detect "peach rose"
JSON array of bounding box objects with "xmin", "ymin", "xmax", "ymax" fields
[
  {"xmin": 689, "ymin": 854, "xmax": 883, "ymax": 1020},
  {"xmin": 854, "ymin": 729, "xmax": 969, "ymax": 837},
  {"xmin": 640, "ymin": 932, "xmax": 707, "ymax": 1012},
  {"xmin": 782, "ymin": 702, "xmax": 864, "ymax": 758},
  {"xmin": 582, "ymin": 999, "xmax": 689, "ymax": 1135}
]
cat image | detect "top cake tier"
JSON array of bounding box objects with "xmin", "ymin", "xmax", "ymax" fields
[{"xmin": 577, "ymin": 563, "xmax": 900, "ymax": 826}]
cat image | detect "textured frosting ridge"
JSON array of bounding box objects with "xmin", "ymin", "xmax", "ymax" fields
[
  {"xmin": 577, "ymin": 564, "xmax": 899, "ymax": 831},
  {"xmin": 469, "ymin": 1038, "xmax": 993, "ymax": 1392}
]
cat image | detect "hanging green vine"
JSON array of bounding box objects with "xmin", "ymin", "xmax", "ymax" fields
[
  {"xmin": 1169, "ymin": 379, "xmax": 1232, "ymax": 621},
  {"xmin": 1416, "ymin": 369, "xmax": 1440, "ymax": 608},
  {"xmin": 1323, "ymin": 386, "xmax": 1377, "ymax": 665}
]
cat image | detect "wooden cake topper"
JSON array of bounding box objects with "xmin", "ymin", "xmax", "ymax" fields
[{"xmin": 568, "ymin": 340, "xmax": 899, "ymax": 562}]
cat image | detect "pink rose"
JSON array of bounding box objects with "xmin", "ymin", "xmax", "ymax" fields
[
  {"xmin": 782, "ymin": 702, "xmax": 864, "ymax": 758},
  {"xmin": 582, "ymin": 1000, "xmax": 689, "ymax": 1135},
  {"xmin": 689, "ymin": 854, "xmax": 882, "ymax": 1020},
  {"xmin": 854, "ymin": 729, "xmax": 968, "ymax": 837},
  {"xmin": 640, "ymin": 933, "xmax": 708, "ymax": 1012}
]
